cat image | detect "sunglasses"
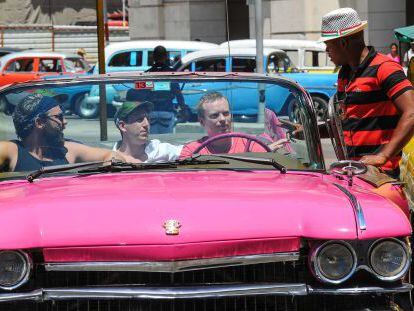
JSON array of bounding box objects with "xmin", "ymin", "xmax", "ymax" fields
[{"xmin": 45, "ymin": 113, "xmax": 65, "ymax": 123}]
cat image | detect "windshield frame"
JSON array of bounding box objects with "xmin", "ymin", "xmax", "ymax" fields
[{"xmin": 0, "ymin": 72, "xmax": 325, "ymax": 172}]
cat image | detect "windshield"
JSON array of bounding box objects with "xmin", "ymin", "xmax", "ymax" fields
[{"xmin": 0, "ymin": 75, "xmax": 323, "ymax": 178}]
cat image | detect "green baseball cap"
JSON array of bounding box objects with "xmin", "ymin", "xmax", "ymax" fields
[{"xmin": 114, "ymin": 100, "xmax": 153, "ymax": 127}]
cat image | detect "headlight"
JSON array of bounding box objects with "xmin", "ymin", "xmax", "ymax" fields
[
  {"xmin": 369, "ymin": 239, "xmax": 410, "ymax": 281},
  {"xmin": 310, "ymin": 241, "xmax": 357, "ymax": 284},
  {"xmin": 0, "ymin": 250, "xmax": 31, "ymax": 290}
]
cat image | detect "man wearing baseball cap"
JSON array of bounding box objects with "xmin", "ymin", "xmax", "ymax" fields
[
  {"xmin": 0, "ymin": 90, "xmax": 121, "ymax": 172},
  {"xmin": 321, "ymin": 7, "xmax": 414, "ymax": 177},
  {"xmin": 113, "ymin": 96, "xmax": 182, "ymax": 163}
]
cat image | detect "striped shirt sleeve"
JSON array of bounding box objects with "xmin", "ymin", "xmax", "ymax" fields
[{"xmin": 377, "ymin": 61, "xmax": 414, "ymax": 101}]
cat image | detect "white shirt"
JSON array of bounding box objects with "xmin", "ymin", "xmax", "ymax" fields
[
  {"xmin": 113, "ymin": 139, "xmax": 183, "ymax": 163},
  {"xmin": 404, "ymin": 49, "xmax": 414, "ymax": 63}
]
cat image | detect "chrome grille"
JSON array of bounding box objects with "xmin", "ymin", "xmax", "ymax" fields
[
  {"xmin": 26, "ymin": 260, "xmax": 308, "ymax": 288},
  {"xmin": 2, "ymin": 295, "xmax": 391, "ymax": 311}
]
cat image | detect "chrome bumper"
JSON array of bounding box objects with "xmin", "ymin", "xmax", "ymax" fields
[{"xmin": 0, "ymin": 283, "xmax": 411, "ymax": 302}]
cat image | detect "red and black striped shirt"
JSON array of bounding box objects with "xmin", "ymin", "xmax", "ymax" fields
[{"xmin": 337, "ymin": 47, "xmax": 414, "ymax": 171}]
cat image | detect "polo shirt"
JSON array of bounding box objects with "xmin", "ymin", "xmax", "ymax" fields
[{"xmin": 337, "ymin": 47, "xmax": 414, "ymax": 171}]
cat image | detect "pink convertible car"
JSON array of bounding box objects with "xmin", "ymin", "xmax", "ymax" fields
[{"xmin": 0, "ymin": 73, "xmax": 411, "ymax": 311}]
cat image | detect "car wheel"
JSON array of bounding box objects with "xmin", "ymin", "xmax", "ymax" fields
[
  {"xmin": 311, "ymin": 95, "xmax": 328, "ymax": 122},
  {"xmin": 74, "ymin": 93, "xmax": 99, "ymax": 119}
]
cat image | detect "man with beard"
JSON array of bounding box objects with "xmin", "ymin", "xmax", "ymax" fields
[
  {"xmin": 179, "ymin": 92, "xmax": 286, "ymax": 158},
  {"xmin": 0, "ymin": 92, "xmax": 120, "ymax": 172}
]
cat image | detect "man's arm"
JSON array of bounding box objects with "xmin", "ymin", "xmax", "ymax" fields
[
  {"xmin": 361, "ymin": 90, "xmax": 414, "ymax": 166},
  {"xmin": 0, "ymin": 141, "xmax": 15, "ymax": 172},
  {"xmin": 65, "ymin": 141, "xmax": 125, "ymax": 163}
]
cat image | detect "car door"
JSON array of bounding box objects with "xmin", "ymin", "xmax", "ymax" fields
[{"xmin": 0, "ymin": 57, "xmax": 39, "ymax": 87}]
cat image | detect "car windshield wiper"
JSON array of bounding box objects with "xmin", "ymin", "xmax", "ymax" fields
[
  {"xmin": 190, "ymin": 154, "xmax": 287, "ymax": 173},
  {"xmin": 77, "ymin": 157, "xmax": 230, "ymax": 174},
  {"xmin": 27, "ymin": 160, "xmax": 107, "ymax": 182}
]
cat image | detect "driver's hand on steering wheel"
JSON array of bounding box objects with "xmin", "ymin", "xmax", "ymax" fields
[{"xmin": 268, "ymin": 138, "xmax": 289, "ymax": 152}]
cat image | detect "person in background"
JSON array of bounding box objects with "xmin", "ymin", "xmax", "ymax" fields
[
  {"xmin": 403, "ymin": 41, "xmax": 414, "ymax": 67},
  {"xmin": 145, "ymin": 45, "xmax": 189, "ymax": 134},
  {"xmin": 77, "ymin": 48, "xmax": 87, "ymax": 61},
  {"xmin": 386, "ymin": 43, "xmax": 400, "ymax": 63}
]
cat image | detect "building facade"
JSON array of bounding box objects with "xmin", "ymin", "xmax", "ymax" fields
[{"xmin": 129, "ymin": 0, "xmax": 413, "ymax": 53}]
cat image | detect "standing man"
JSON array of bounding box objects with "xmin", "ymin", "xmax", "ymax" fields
[
  {"xmin": 145, "ymin": 45, "xmax": 188, "ymax": 134},
  {"xmin": 321, "ymin": 8, "xmax": 414, "ymax": 177}
]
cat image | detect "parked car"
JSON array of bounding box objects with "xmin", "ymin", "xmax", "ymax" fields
[
  {"xmin": 0, "ymin": 47, "xmax": 24, "ymax": 58},
  {"xmin": 175, "ymin": 47, "xmax": 338, "ymax": 121},
  {"xmin": 77, "ymin": 40, "xmax": 220, "ymax": 119},
  {"xmin": 0, "ymin": 72, "xmax": 411, "ymax": 310},
  {"xmin": 219, "ymin": 39, "xmax": 335, "ymax": 73},
  {"xmin": 97, "ymin": 40, "xmax": 220, "ymax": 74},
  {"xmin": 0, "ymin": 52, "xmax": 91, "ymax": 114}
]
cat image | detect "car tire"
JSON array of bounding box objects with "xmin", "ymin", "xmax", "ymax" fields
[
  {"xmin": 311, "ymin": 95, "xmax": 328, "ymax": 122},
  {"xmin": 74, "ymin": 93, "xmax": 99, "ymax": 119}
]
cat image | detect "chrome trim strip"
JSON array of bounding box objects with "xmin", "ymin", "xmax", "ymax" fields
[
  {"xmin": 44, "ymin": 252, "xmax": 299, "ymax": 273},
  {"xmin": 0, "ymin": 284, "xmax": 308, "ymax": 302},
  {"xmin": 308, "ymin": 283, "xmax": 413, "ymax": 295},
  {"xmin": 0, "ymin": 283, "xmax": 411, "ymax": 302},
  {"xmin": 333, "ymin": 183, "xmax": 367, "ymax": 231}
]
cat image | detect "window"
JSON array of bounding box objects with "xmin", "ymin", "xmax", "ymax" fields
[
  {"xmin": 232, "ymin": 57, "xmax": 256, "ymax": 72},
  {"xmin": 148, "ymin": 50, "xmax": 181, "ymax": 67},
  {"xmin": 39, "ymin": 59, "xmax": 62, "ymax": 72},
  {"xmin": 181, "ymin": 62, "xmax": 193, "ymax": 72},
  {"xmin": 267, "ymin": 53, "xmax": 294, "ymax": 73},
  {"xmin": 195, "ymin": 58, "xmax": 226, "ymax": 72},
  {"xmin": 304, "ymin": 51, "xmax": 334, "ymax": 67},
  {"xmin": 5, "ymin": 58, "xmax": 34, "ymax": 72},
  {"xmin": 109, "ymin": 51, "xmax": 143, "ymax": 67}
]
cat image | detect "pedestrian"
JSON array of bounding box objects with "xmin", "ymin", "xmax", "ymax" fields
[
  {"xmin": 321, "ymin": 7, "xmax": 414, "ymax": 177},
  {"xmin": 386, "ymin": 43, "xmax": 400, "ymax": 63},
  {"xmin": 145, "ymin": 45, "xmax": 189, "ymax": 134},
  {"xmin": 403, "ymin": 41, "xmax": 414, "ymax": 67},
  {"xmin": 76, "ymin": 48, "xmax": 87, "ymax": 61}
]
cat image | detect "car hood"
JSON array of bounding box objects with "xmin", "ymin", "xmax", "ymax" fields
[{"xmin": 0, "ymin": 170, "xmax": 410, "ymax": 257}]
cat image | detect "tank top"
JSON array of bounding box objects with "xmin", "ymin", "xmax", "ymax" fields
[{"xmin": 12, "ymin": 140, "xmax": 69, "ymax": 172}]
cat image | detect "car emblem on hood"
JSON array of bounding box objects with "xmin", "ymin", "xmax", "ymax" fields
[{"xmin": 163, "ymin": 220, "xmax": 181, "ymax": 235}]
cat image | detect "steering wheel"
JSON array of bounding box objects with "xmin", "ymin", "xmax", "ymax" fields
[
  {"xmin": 192, "ymin": 132, "xmax": 272, "ymax": 155},
  {"xmin": 329, "ymin": 160, "xmax": 367, "ymax": 176}
]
